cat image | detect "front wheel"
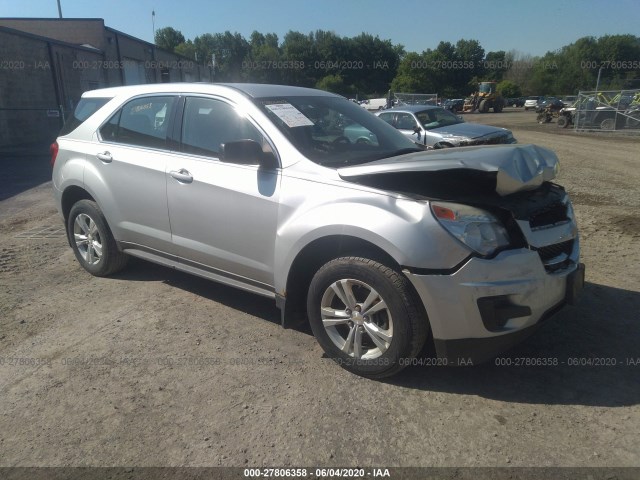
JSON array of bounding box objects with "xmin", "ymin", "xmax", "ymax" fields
[
  {"xmin": 307, "ymin": 257, "xmax": 428, "ymax": 378},
  {"xmin": 67, "ymin": 200, "xmax": 128, "ymax": 276}
]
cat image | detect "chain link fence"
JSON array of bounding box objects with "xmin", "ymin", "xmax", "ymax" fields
[{"xmin": 572, "ymin": 89, "xmax": 640, "ymax": 132}]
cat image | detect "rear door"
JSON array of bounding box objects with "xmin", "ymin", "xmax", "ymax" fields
[
  {"xmin": 165, "ymin": 95, "xmax": 280, "ymax": 290},
  {"xmin": 90, "ymin": 95, "xmax": 177, "ymax": 253}
]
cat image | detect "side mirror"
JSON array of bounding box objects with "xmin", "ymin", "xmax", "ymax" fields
[
  {"xmin": 412, "ymin": 125, "xmax": 422, "ymax": 140},
  {"xmin": 220, "ymin": 139, "xmax": 278, "ymax": 168}
]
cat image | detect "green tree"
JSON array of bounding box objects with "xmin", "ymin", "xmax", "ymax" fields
[
  {"xmin": 343, "ymin": 33, "xmax": 400, "ymax": 95},
  {"xmin": 281, "ymin": 31, "xmax": 317, "ymax": 87},
  {"xmin": 497, "ymin": 80, "xmax": 522, "ymax": 98},
  {"xmin": 391, "ymin": 52, "xmax": 433, "ymax": 93},
  {"xmin": 193, "ymin": 31, "xmax": 250, "ymax": 81},
  {"xmin": 484, "ymin": 50, "xmax": 508, "ymax": 82},
  {"xmin": 455, "ymin": 38, "xmax": 485, "ymax": 92},
  {"xmin": 154, "ymin": 27, "xmax": 185, "ymax": 52},
  {"xmin": 316, "ymin": 74, "xmax": 347, "ymax": 93},
  {"xmin": 244, "ymin": 31, "xmax": 282, "ymax": 83},
  {"xmin": 175, "ymin": 40, "xmax": 196, "ymax": 60}
]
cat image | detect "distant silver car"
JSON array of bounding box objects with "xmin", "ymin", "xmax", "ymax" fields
[
  {"xmin": 524, "ymin": 96, "xmax": 543, "ymax": 111},
  {"xmin": 52, "ymin": 83, "xmax": 584, "ymax": 378},
  {"xmin": 375, "ymin": 105, "xmax": 516, "ymax": 148}
]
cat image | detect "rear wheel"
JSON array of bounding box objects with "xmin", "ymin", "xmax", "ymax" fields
[
  {"xmin": 307, "ymin": 257, "xmax": 428, "ymax": 378},
  {"xmin": 67, "ymin": 200, "xmax": 128, "ymax": 277},
  {"xmin": 600, "ymin": 117, "xmax": 615, "ymax": 130},
  {"xmin": 626, "ymin": 111, "xmax": 640, "ymax": 128}
]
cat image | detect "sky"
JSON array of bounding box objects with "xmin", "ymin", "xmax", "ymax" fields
[{"xmin": 1, "ymin": 0, "xmax": 638, "ymax": 56}]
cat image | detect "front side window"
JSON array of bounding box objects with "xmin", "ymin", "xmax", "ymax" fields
[
  {"xmin": 181, "ymin": 97, "xmax": 264, "ymax": 158},
  {"xmin": 100, "ymin": 96, "xmax": 175, "ymax": 149},
  {"xmin": 378, "ymin": 112, "xmax": 394, "ymax": 125},
  {"xmin": 396, "ymin": 113, "xmax": 418, "ymax": 130}
]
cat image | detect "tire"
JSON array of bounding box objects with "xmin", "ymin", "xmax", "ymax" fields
[
  {"xmin": 600, "ymin": 117, "xmax": 615, "ymax": 130},
  {"xmin": 479, "ymin": 99, "xmax": 489, "ymax": 113},
  {"xmin": 537, "ymin": 112, "xmax": 549, "ymax": 124},
  {"xmin": 557, "ymin": 116, "xmax": 569, "ymax": 128},
  {"xmin": 627, "ymin": 112, "xmax": 640, "ymax": 128},
  {"xmin": 493, "ymin": 100, "xmax": 504, "ymax": 113},
  {"xmin": 307, "ymin": 257, "xmax": 429, "ymax": 378},
  {"xmin": 67, "ymin": 200, "xmax": 128, "ymax": 277}
]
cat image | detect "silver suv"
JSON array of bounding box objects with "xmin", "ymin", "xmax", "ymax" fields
[{"xmin": 52, "ymin": 83, "xmax": 584, "ymax": 378}]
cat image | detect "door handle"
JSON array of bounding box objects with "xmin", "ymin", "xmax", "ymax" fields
[
  {"xmin": 96, "ymin": 151, "xmax": 112, "ymax": 163},
  {"xmin": 170, "ymin": 169, "xmax": 193, "ymax": 183}
]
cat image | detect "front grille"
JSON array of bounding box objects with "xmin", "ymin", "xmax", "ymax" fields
[
  {"xmin": 529, "ymin": 201, "xmax": 568, "ymax": 229},
  {"xmin": 534, "ymin": 240, "xmax": 574, "ymax": 262}
]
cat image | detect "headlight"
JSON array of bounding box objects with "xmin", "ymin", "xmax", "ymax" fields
[{"xmin": 431, "ymin": 202, "xmax": 510, "ymax": 256}]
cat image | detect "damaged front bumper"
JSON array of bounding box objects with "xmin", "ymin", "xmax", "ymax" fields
[{"xmin": 404, "ymin": 242, "xmax": 584, "ymax": 365}]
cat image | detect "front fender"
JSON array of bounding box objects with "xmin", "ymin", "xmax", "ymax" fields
[{"xmin": 273, "ymin": 175, "xmax": 471, "ymax": 295}]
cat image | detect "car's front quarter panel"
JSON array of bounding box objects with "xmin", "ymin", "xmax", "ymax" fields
[{"xmin": 273, "ymin": 172, "xmax": 472, "ymax": 296}]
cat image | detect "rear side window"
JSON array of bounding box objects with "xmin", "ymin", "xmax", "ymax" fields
[
  {"xmin": 59, "ymin": 97, "xmax": 112, "ymax": 136},
  {"xmin": 100, "ymin": 96, "xmax": 175, "ymax": 149}
]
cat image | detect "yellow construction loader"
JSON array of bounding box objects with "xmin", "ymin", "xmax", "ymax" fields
[{"xmin": 463, "ymin": 82, "xmax": 505, "ymax": 113}]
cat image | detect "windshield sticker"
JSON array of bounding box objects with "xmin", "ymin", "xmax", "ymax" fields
[{"xmin": 265, "ymin": 103, "xmax": 314, "ymax": 128}]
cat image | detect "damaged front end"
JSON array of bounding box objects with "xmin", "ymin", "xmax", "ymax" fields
[
  {"xmin": 338, "ymin": 144, "xmax": 577, "ymax": 270},
  {"xmin": 339, "ymin": 144, "xmax": 585, "ymax": 364}
]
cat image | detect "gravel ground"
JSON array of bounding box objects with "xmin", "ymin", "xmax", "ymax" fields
[{"xmin": 0, "ymin": 110, "xmax": 638, "ymax": 469}]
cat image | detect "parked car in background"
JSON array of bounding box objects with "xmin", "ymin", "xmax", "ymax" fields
[
  {"xmin": 376, "ymin": 105, "xmax": 516, "ymax": 148},
  {"xmin": 361, "ymin": 97, "xmax": 389, "ymax": 111},
  {"xmin": 562, "ymin": 96, "xmax": 578, "ymax": 107},
  {"xmin": 443, "ymin": 98, "xmax": 465, "ymax": 112},
  {"xmin": 524, "ymin": 96, "xmax": 543, "ymax": 111},
  {"xmin": 51, "ymin": 83, "xmax": 583, "ymax": 378},
  {"xmin": 506, "ymin": 97, "xmax": 525, "ymax": 107}
]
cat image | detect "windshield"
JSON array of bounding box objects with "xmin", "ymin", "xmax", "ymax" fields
[
  {"xmin": 415, "ymin": 108, "xmax": 464, "ymax": 130},
  {"xmin": 479, "ymin": 83, "xmax": 494, "ymax": 94},
  {"xmin": 253, "ymin": 95, "xmax": 421, "ymax": 167}
]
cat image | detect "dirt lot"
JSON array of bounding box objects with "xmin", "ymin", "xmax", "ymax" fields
[{"xmin": 0, "ymin": 110, "xmax": 639, "ymax": 469}]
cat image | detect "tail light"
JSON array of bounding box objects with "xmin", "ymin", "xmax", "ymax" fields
[{"xmin": 50, "ymin": 141, "xmax": 59, "ymax": 167}]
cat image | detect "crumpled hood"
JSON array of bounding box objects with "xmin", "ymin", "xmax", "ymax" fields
[{"xmin": 338, "ymin": 144, "xmax": 559, "ymax": 196}]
